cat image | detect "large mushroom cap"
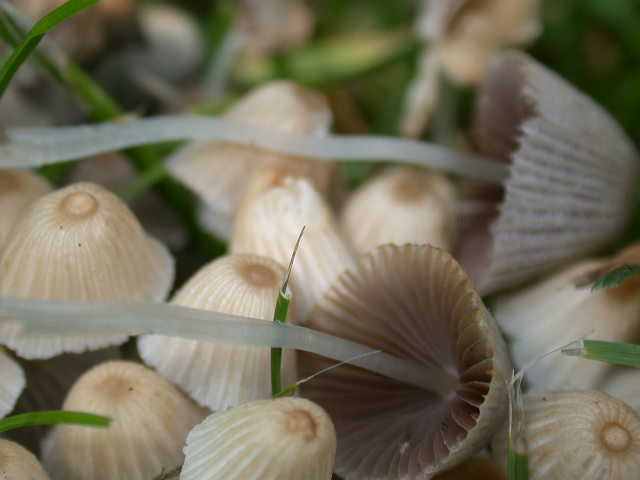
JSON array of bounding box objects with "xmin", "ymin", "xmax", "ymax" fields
[
  {"xmin": 299, "ymin": 244, "xmax": 511, "ymax": 479},
  {"xmin": 457, "ymin": 51, "xmax": 640, "ymax": 294}
]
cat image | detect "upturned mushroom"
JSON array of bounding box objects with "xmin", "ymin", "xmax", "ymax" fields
[{"xmin": 299, "ymin": 243, "xmax": 511, "ymax": 479}]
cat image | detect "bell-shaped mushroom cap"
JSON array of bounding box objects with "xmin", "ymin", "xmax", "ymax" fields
[
  {"xmin": 457, "ymin": 51, "xmax": 640, "ymax": 294},
  {"xmin": 0, "ymin": 169, "xmax": 51, "ymax": 251},
  {"xmin": 0, "ymin": 347, "xmax": 25, "ymax": 418},
  {"xmin": 493, "ymin": 390, "xmax": 640, "ymax": 479},
  {"xmin": 182, "ymin": 397, "xmax": 336, "ymax": 480},
  {"xmin": 138, "ymin": 253, "xmax": 297, "ymax": 410},
  {"xmin": 0, "ymin": 182, "xmax": 174, "ymax": 359},
  {"xmin": 167, "ymin": 81, "xmax": 333, "ymax": 240},
  {"xmin": 299, "ymin": 244, "xmax": 511, "ymax": 479},
  {"xmin": 41, "ymin": 361, "xmax": 207, "ymax": 480},
  {"xmin": 0, "ymin": 439, "xmax": 50, "ymax": 479},
  {"xmin": 494, "ymin": 245, "xmax": 640, "ymax": 392},
  {"xmin": 232, "ymin": 169, "xmax": 356, "ymax": 323},
  {"xmin": 340, "ymin": 166, "xmax": 457, "ymax": 255}
]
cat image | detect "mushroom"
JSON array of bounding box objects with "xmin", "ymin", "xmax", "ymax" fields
[
  {"xmin": 138, "ymin": 253, "xmax": 297, "ymax": 410},
  {"xmin": 181, "ymin": 397, "xmax": 336, "ymax": 480},
  {"xmin": 0, "ymin": 182, "xmax": 174, "ymax": 359},
  {"xmin": 0, "ymin": 347, "xmax": 25, "ymax": 418},
  {"xmin": 299, "ymin": 243, "xmax": 511, "ymax": 479},
  {"xmin": 494, "ymin": 244, "xmax": 640, "ymax": 392},
  {"xmin": 0, "ymin": 439, "xmax": 50, "ymax": 479},
  {"xmin": 601, "ymin": 368, "xmax": 640, "ymax": 412},
  {"xmin": 492, "ymin": 390, "xmax": 640, "ymax": 479},
  {"xmin": 456, "ymin": 51, "xmax": 640, "ymax": 294},
  {"xmin": 339, "ymin": 166, "xmax": 457, "ymax": 255},
  {"xmin": 41, "ymin": 361, "xmax": 207, "ymax": 480}
]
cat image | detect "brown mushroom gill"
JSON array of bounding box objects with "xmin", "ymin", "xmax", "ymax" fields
[{"xmin": 299, "ymin": 244, "xmax": 510, "ymax": 479}]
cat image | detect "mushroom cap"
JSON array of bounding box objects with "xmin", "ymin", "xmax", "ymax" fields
[
  {"xmin": 0, "ymin": 439, "xmax": 50, "ymax": 479},
  {"xmin": 492, "ymin": 390, "xmax": 640, "ymax": 479},
  {"xmin": 0, "ymin": 347, "xmax": 25, "ymax": 418},
  {"xmin": 181, "ymin": 397, "xmax": 336, "ymax": 480},
  {"xmin": 339, "ymin": 166, "xmax": 458, "ymax": 255},
  {"xmin": 41, "ymin": 361, "xmax": 207, "ymax": 480},
  {"xmin": 0, "ymin": 182, "xmax": 174, "ymax": 358},
  {"xmin": 299, "ymin": 244, "xmax": 511, "ymax": 479},
  {"xmin": 0, "ymin": 168, "xmax": 51, "ymax": 252},
  {"xmin": 231, "ymin": 169, "xmax": 356, "ymax": 323},
  {"xmin": 138, "ymin": 253, "xmax": 297, "ymax": 410},
  {"xmin": 457, "ymin": 51, "xmax": 640, "ymax": 294},
  {"xmin": 601, "ymin": 368, "xmax": 640, "ymax": 412}
]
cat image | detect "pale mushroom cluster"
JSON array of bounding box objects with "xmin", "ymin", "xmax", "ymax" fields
[{"xmin": 1, "ymin": 2, "xmax": 640, "ymax": 480}]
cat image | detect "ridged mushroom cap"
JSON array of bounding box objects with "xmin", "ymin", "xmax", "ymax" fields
[
  {"xmin": 0, "ymin": 169, "xmax": 51, "ymax": 251},
  {"xmin": 0, "ymin": 439, "xmax": 50, "ymax": 479},
  {"xmin": 0, "ymin": 347, "xmax": 25, "ymax": 418},
  {"xmin": 41, "ymin": 361, "xmax": 207, "ymax": 480},
  {"xmin": 0, "ymin": 182, "xmax": 174, "ymax": 358},
  {"xmin": 457, "ymin": 51, "xmax": 640, "ymax": 294},
  {"xmin": 340, "ymin": 166, "xmax": 457, "ymax": 254},
  {"xmin": 492, "ymin": 390, "xmax": 640, "ymax": 479},
  {"xmin": 299, "ymin": 244, "xmax": 511, "ymax": 479},
  {"xmin": 494, "ymin": 244, "xmax": 640, "ymax": 392},
  {"xmin": 138, "ymin": 253, "xmax": 297, "ymax": 410},
  {"xmin": 181, "ymin": 397, "xmax": 336, "ymax": 480},
  {"xmin": 167, "ymin": 81, "xmax": 333, "ymax": 240},
  {"xmin": 232, "ymin": 169, "xmax": 356, "ymax": 323}
]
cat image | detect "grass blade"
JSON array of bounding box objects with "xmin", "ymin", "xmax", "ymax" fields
[
  {"xmin": 591, "ymin": 264, "xmax": 640, "ymax": 291},
  {"xmin": 508, "ymin": 450, "xmax": 529, "ymax": 480},
  {"xmin": 563, "ymin": 339, "xmax": 640, "ymax": 367},
  {"xmin": 507, "ymin": 371, "xmax": 529, "ymax": 480},
  {"xmin": 0, "ymin": 410, "xmax": 110, "ymax": 432},
  {"xmin": 0, "ymin": 0, "xmax": 97, "ymax": 98}
]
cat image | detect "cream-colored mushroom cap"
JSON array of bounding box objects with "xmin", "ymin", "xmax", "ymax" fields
[
  {"xmin": 457, "ymin": 51, "xmax": 640, "ymax": 294},
  {"xmin": 299, "ymin": 244, "xmax": 511, "ymax": 479},
  {"xmin": 181, "ymin": 397, "xmax": 336, "ymax": 480},
  {"xmin": 340, "ymin": 166, "xmax": 457, "ymax": 254},
  {"xmin": 494, "ymin": 245, "xmax": 640, "ymax": 392},
  {"xmin": 493, "ymin": 390, "xmax": 640, "ymax": 479},
  {"xmin": 0, "ymin": 439, "xmax": 50, "ymax": 479},
  {"xmin": 0, "ymin": 169, "xmax": 51, "ymax": 251},
  {"xmin": 167, "ymin": 81, "xmax": 333, "ymax": 240},
  {"xmin": 232, "ymin": 169, "xmax": 356, "ymax": 323},
  {"xmin": 41, "ymin": 361, "xmax": 206, "ymax": 480},
  {"xmin": 138, "ymin": 253, "xmax": 297, "ymax": 410},
  {"xmin": 0, "ymin": 347, "xmax": 25, "ymax": 418},
  {"xmin": 0, "ymin": 182, "xmax": 174, "ymax": 359}
]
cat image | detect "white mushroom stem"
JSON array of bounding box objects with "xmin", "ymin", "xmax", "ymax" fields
[
  {"xmin": 0, "ymin": 115, "xmax": 509, "ymax": 182},
  {"xmin": 0, "ymin": 297, "xmax": 459, "ymax": 395}
]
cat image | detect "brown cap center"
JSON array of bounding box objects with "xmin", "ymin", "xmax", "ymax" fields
[
  {"xmin": 60, "ymin": 191, "xmax": 99, "ymax": 219},
  {"xmin": 392, "ymin": 175, "xmax": 429, "ymax": 203},
  {"xmin": 284, "ymin": 408, "xmax": 318, "ymax": 443},
  {"xmin": 601, "ymin": 422, "xmax": 632, "ymax": 452},
  {"xmin": 239, "ymin": 262, "xmax": 278, "ymax": 288}
]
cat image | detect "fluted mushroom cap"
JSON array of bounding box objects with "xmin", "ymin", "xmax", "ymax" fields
[
  {"xmin": 340, "ymin": 166, "xmax": 457, "ymax": 254},
  {"xmin": 41, "ymin": 361, "xmax": 207, "ymax": 480},
  {"xmin": 299, "ymin": 244, "xmax": 511, "ymax": 479},
  {"xmin": 0, "ymin": 169, "xmax": 51, "ymax": 251},
  {"xmin": 0, "ymin": 347, "xmax": 25, "ymax": 418},
  {"xmin": 0, "ymin": 182, "xmax": 174, "ymax": 358},
  {"xmin": 457, "ymin": 51, "xmax": 640, "ymax": 294},
  {"xmin": 167, "ymin": 81, "xmax": 333, "ymax": 240},
  {"xmin": 181, "ymin": 397, "xmax": 336, "ymax": 480},
  {"xmin": 138, "ymin": 254, "xmax": 297, "ymax": 410},
  {"xmin": 0, "ymin": 439, "xmax": 50, "ymax": 479},
  {"xmin": 492, "ymin": 391, "xmax": 640, "ymax": 479}
]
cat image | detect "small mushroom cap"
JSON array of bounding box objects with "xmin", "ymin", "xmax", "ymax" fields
[
  {"xmin": 0, "ymin": 439, "xmax": 50, "ymax": 479},
  {"xmin": 0, "ymin": 182, "xmax": 174, "ymax": 358},
  {"xmin": 138, "ymin": 254, "xmax": 297, "ymax": 410},
  {"xmin": 41, "ymin": 361, "xmax": 207, "ymax": 480},
  {"xmin": 299, "ymin": 244, "xmax": 511, "ymax": 479},
  {"xmin": 492, "ymin": 390, "xmax": 640, "ymax": 479},
  {"xmin": 231, "ymin": 169, "xmax": 356, "ymax": 323},
  {"xmin": 340, "ymin": 166, "xmax": 457, "ymax": 254},
  {"xmin": 181, "ymin": 397, "xmax": 336, "ymax": 480},
  {"xmin": 0, "ymin": 168, "xmax": 51, "ymax": 251},
  {"xmin": 457, "ymin": 51, "xmax": 640, "ymax": 294},
  {"xmin": 0, "ymin": 347, "xmax": 25, "ymax": 418},
  {"xmin": 495, "ymin": 245, "xmax": 640, "ymax": 392}
]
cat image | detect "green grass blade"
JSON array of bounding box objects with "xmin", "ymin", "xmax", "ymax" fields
[
  {"xmin": 508, "ymin": 449, "xmax": 529, "ymax": 480},
  {"xmin": 0, "ymin": 0, "xmax": 97, "ymax": 98},
  {"xmin": 591, "ymin": 264, "xmax": 640, "ymax": 291},
  {"xmin": 563, "ymin": 339, "xmax": 640, "ymax": 367},
  {"xmin": 0, "ymin": 410, "xmax": 110, "ymax": 432}
]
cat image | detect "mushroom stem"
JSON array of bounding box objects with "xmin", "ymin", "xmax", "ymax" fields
[
  {"xmin": 1, "ymin": 115, "xmax": 508, "ymax": 182},
  {"xmin": 0, "ymin": 297, "xmax": 459, "ymax": 395}
]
